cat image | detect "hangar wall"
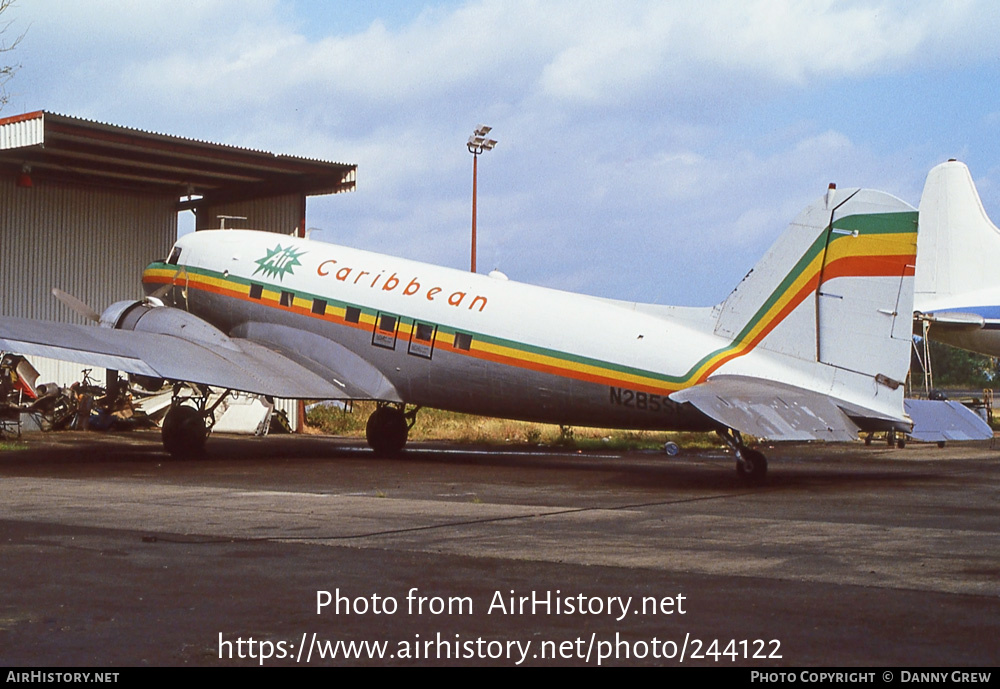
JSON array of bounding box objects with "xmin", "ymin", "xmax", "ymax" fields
[
  {"xmin": 0, "ymin": 177, "xmax": 177, "ymax": 319},
  {"xmin": 0, "ymin": 111, "xmax": 356, "ymax": 434},
  {"xmin": 0, "ymin": 176, "xmax": 177, "ymax": 385},
  {"xmin": 0, "ymin": 178, "xmax": 306, "ymax": 429},
  {"xmin": 196, "ymin": 194, "xmax": 304, "ymax": 234}
]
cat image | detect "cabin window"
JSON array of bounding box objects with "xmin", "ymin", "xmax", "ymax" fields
[
  {"xmin": 311, "ymin": 299, "xmax": 327, "ymax": 315},
  {"xmin": 414, "ymin": 322, "xmax": 434, "ymax": 342},
  {"xmin": 379, "ymin": 315, "xmax": 397, "ymax": 332},
  {"xmin": 249, "ymin": 284, "xmax": 263, "ymax": 300},
  {"xmin": 408, "ymin": 321, "xmax": 438, "ymax": 359},
  {"xmin": 280, "ymin": 291, "xmax": 295, "ymax": 307},
  {"xmin": 345, "ymin": 306, "xmax": 361, "ymax": 324},
  {"xmin": 454, "ymin": 332, "xmax": 473, "ymax": 351},
  {"xmin": 167, "ymin": 246, "xmax": 182, "ymax": 265},
  {"xmin": 372, "ymin": 312, "xmax": 399, "ymax": 350}
]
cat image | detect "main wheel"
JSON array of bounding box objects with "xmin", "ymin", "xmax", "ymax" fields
[
  {"xmin": 162, "ymin": 405, "xmax": 208, "ymax": 457},
  {"xmin": 736, "ymin": 448, "xmax": 768, "ymax": 483},
  {"xmin": 365, "ymin": 406, "xmax": 409, "ymax": 455}
]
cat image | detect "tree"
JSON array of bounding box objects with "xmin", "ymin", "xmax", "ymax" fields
[
  {"xmin": 0, "ymin": 0, "xmax": 22, "ymax": 110},
  {"xmin": 911, "ymin": 337, "xmax": 998, "ymax": 390}
]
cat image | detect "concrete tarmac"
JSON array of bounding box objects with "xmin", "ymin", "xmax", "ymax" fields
[{"xmin": 0, "ymin": 431, "xmax": 998, "ymax": 667}]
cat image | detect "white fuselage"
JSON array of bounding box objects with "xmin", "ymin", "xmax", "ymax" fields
[
  {"xmin": 142, "ymin": 216, "xmax": 915, "ymax": 435},
  {"xmin": 143, "ymin": 229, "xmax": 826, "ymax": 431}
]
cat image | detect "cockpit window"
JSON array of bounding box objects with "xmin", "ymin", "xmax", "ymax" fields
[{"xmin": 167, "ymin": 246, "xmax": 182, "ymax": 265}]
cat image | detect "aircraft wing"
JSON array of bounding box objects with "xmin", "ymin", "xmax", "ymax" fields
[
  {"xmin": 916, "ymin": 310, "xmax": 1000, "ymax": 359},
  {"xmin": 0, "ymin": 315, "xmax": 397, "ymax": 400},
  {"xmin": 670, "ymin": 375, "xmax": 860, "ymax": 441}
]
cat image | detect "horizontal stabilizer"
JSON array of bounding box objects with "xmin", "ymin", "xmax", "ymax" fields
[
  {"xmin": 904, "ymin": 399, "xmax": 993, "ymax": 443},
  {"xmin": 671, "ymin": 375, "xmax": 859, "ymax": 441},
  {"xmin": 919, "ymin": 311, "xmax": 985, "ymax": 329}
]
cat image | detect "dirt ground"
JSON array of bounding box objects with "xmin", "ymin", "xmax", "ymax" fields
[{"xmin": 1, "ymin": 431, "xmax": 998, "ymax": 667}]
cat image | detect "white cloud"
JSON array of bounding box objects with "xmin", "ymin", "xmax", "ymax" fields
[
  {"xmin": 23, "ymin": 0, "xmax": 992, "ymax": 117},
  {"xmin": 7, "ymin": 0, "xmax": 1000, "ymax": 304}
]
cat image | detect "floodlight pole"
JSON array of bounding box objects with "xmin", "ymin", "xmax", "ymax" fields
[
  {"xmin": 471, "ymin": 150, "xmax": 479, "ymax": 273},
  {"xmin": 467, "ymin": 125, "xmax": 497, "ymax": 273}
]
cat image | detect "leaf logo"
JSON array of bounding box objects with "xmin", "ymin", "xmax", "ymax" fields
[{"xmin": 253, "ymin": 244, "xmax": 306, "ymax": 281}]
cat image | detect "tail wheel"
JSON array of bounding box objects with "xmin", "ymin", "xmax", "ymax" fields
[
  {"xmin": 717, "ymin": 429, "xmax": 768, "ymax": 483},
  {"xmin": 737, "ymin": 448, "xmax": 768, "ymax": 483},
  {"xmin": 365, "ymin": 406, "xmax": 409, "ymax": 456},
  {"xmin": 162, "ymin": 405, "xmax": 208, "ymax": 457}
]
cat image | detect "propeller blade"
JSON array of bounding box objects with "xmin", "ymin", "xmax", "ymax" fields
[{"xmin": 52, "ymin": 288, "xmax": 101, "ymax": 323}]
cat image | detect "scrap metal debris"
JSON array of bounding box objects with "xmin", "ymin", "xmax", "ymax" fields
[{"xmin": 1, "ymin": 353, "xmax": 277, "ymax": 437}]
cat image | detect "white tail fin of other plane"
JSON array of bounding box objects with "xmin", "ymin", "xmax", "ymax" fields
[
  {"xmin": 917, "ymin": 160, "xmax": 1000, "ymax": 304},
  {"xmin": 915, "ymin": 160, "xmax": 1000, "ymax": 357}
]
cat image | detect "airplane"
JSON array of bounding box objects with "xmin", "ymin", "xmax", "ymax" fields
[
  {"xmin": 914, "ymin": 159, "xmax": 1000, "ymax": 358},
  {"xmin": 0, "ymin": 184, "xmax": 920, "ymax": 481}
]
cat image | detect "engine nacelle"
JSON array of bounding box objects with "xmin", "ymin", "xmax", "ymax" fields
[
  {"xmin": 98, "ymin": 301, "xmax": 240, "ymax": 351},
  {"xmin": 99, "ymin": 300, "xmax": 145, "ymax": 329}
]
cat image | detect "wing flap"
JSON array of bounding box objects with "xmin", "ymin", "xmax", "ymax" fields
[{"xmin": 671, "ymin": 375, "xmax": 859, "ymax": 441}]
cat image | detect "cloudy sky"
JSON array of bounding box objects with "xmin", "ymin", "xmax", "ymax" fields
[{"xmin": 5, "ymin": 0, "xmax": 1000, "ymax": 305}]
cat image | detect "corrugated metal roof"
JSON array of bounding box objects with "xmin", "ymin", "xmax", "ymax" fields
[
  {"xmin": 0, "ymin": 110, "xmax": 44, "ymax": 150},
  {"xmin": 0, "ymin": 110, "xmax": 356, "ymax": 207}
]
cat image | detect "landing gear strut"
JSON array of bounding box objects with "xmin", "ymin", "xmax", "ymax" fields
[
  {"xmin": 365, "ymin": 403, "xmax": 418, "ymax": 455},
  {"xmin": 717, "ymin": 428, "xmax": 768, "ymax": 483},
  {"xmin": 161, "ymin": 384, "xmax": 231, "ymax": 457}
]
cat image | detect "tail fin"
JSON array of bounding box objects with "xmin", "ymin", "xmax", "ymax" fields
[
  {"xmin": 916, "ymin": 160, "xmax": 1000, "ymax": 304},
  {"xmin": 712, "ymin": 187, "xmax": 918, "ymax": 386},
  {"xmin": 674, "ymin": 186, "xmax": 918, "ymax": 440}
]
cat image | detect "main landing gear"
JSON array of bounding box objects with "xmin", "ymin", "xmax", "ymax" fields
[
  {"xmin": 717, "ymin": 428, "xmax": 768, "ymax": 483},
  {"xmin": 161, "ymin": 384, "xmax": 231, "ymax": 457},
  {"xmin": 365, "ymin": 403, "xmax": 418, "ymax": 455}
]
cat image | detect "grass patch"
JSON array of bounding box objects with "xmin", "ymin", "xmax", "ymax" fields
[
  {"xmin": 0, "ymin": 441, "xmax": 27, "ymax": 451},
  {"xmin": 305, "ymin": 401, "xmax": 720, "ymax": 452}
]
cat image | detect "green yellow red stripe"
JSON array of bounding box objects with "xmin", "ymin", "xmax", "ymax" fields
[{"xmin": 144, "ymin": 211, "xmax": 916, "ymax": 396}]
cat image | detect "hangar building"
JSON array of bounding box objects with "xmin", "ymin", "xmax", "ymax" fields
[{"xmin": 0, "ymin": 110, "xmax": 357, "ymax": 429}]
